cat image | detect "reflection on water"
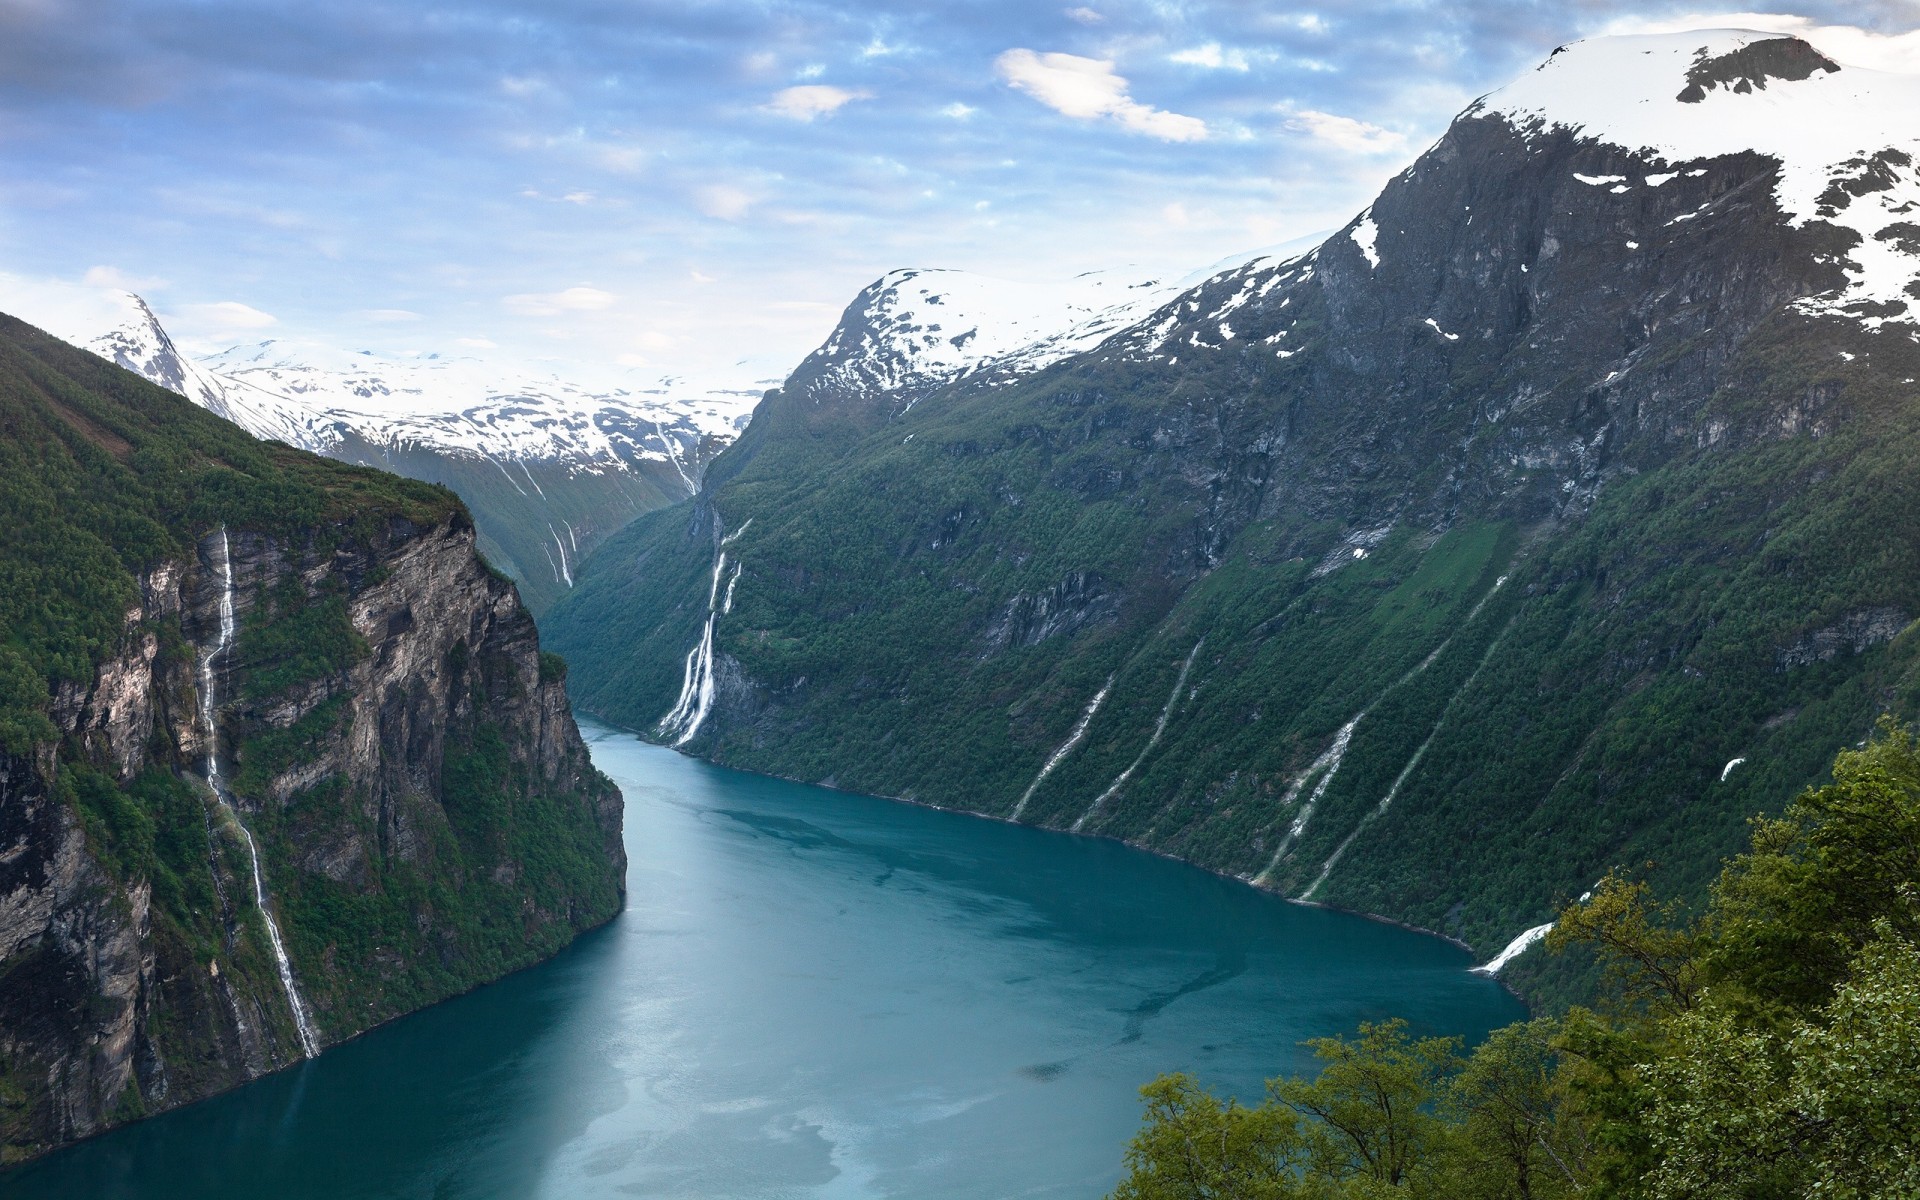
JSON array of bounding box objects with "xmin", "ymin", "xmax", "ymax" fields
[{"xmin": 4, "ymin": 721, "xmax": 1524, "ymax": 1199}]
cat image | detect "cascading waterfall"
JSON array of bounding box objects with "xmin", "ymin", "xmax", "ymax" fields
[
  {"xmin": 1297, "ymin": 615, "xmax": 1518, "ymax": 902},
  {"xmin": 1249, "ymin": 563, "xmax": 1519, "ymax": 889},
  {"xmin": 1071, "ymin": 641, "xmax": 1203, "ymax": 833},
  {"xmin": 1249, "ymin": 715, "xmax": 1361, "ymax": 885},
  {"xmin": 660, "ymin": 520, "xmax": 753, "ymax": 748},
  {"xmin": 1009, "ymin": 675, "xmax": 1113, "ymax": 822},
  {"xmin": 199, "ymin": 527, "xmax": 321, "ymax": 1060}
]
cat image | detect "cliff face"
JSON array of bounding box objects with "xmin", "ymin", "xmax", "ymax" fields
[
  {"xmin": 546, "ymin": 33, "xmax": 1920, "ymax": 998},
  {"xmin": 0, "ymin": 315, "xmax": 624, "ymax": 1162}
]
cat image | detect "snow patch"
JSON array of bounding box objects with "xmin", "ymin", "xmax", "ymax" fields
[
  {"xmin": 1473, "ymin": 923, "xmax": 1554, "ymax": 975},
  {"xmin": 1350, "ymin": 217, "xmax": 1381, "ymax": 269},
  {"xmin": 1477, "ymin": 30, "xmax": 1920, "ymax": 328}
]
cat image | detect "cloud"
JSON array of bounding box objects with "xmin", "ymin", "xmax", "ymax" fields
[
  {"xmin": 763, "ymin": 84, "xmax": 871, "ymax": 121},
  {"xmin": 941, "ymin": 101, "xmax": 977, "ymax": 119},
  {"xmin": 185, "ymin": 301, "xmax": 276, "ymax": 329},
  {"xmin": 696, "ymin": 185, "xmax": 753, "ymax": 220},
  {"xmin": 1284, "ymin": 108, "xmax": 1408, "ymax": 154},
  {"xmin": 81, "ymin": 264, "xmax": 166, "ymax": 292},
  {"xmin": 360, "ymin": 308, "xmax": 420, "ymax": 322},
  {"xmin": 1171, "ymin": 43, "xmax": 1254, "ymax": 71},
  {"xmin": 1594, "ymin": 13, "xmax": 1920, "ymax": 74},
  {"xmin": 1064, "ymin": 7, "xmax": 1103, "ymax": 23},
  {"xmin": 456, "ymin": 337, "xmax": 497, "ymax": 348},
  {"xmin": 995, "ymin": 49, "xmax": 1208, "ymax": 141},
  {"xmin": 501, "ymin": 286, "xmax": 617, "ymax": 316}
]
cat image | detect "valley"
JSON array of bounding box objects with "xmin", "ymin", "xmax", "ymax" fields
[{"xmin": 3, "ymin": 15, "xmax": 1920, "ymax": 1196}]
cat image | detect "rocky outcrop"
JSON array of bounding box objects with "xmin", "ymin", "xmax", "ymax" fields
[
  {"xmin": 0, "ymin": 510, "xmax": 621, "ymax": 1163},
  {"xmin": 546, "ymin": 33, "xmax": 1920, "ymax": 987}
]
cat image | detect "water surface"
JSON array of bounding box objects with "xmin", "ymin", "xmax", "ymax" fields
[{"xmin": 5, "ymin": 721, "xmax": 1524, "ymax": 1198}]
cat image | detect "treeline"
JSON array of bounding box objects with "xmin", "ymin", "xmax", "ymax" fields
[{"xmin": 1110, "ymin": 722, "xmax": 1920, "ymax": 1199}]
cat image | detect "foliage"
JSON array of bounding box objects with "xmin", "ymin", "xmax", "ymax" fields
[
  {"xmin": 548, "ymin": 308, "xmax": 1920, "ymax": 970},
  {"xmin": 0, "ymin": 313, "xmax": 622, "ymax": 1159},
  {"xmin": 0, "ymin": 312, "xmax": 454, "ymax": 755},
  {"xmin": 1107, "ymin": 725, "xmax": 1920, "ymax": 1199},
  {"xmin": 1111, "ymin": 1074, "xmax": 1305, "ymax": 1200}
]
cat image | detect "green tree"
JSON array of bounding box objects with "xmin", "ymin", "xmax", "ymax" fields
[
  {"xmin": 1443, "ymin": 1019, "xmax": 1587, "ymax": 1200},
  {"xmin": 1273, "ymin": 1019, "xmax": 1460, "ymax": 1192},
  {"xmin": 1110, "ymin": 1072, "xmax": 1306, "ymax": 1200},
  {"xmin": 1548, "ymin": 872, "xmax": 1699, "ymax": 1016},
  {"xmin": 1704, "ymin": 721, "xmax": 1920, "ymax": 1016}
]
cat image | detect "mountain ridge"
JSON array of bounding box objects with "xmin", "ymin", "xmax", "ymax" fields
[{"xmin": 545, "ymin": 30, "xmax": 1920, "ymax": 997}]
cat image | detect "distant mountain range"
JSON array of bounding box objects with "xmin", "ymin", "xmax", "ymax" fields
[
  {"xmin": 63, "ymin": 291, "xmax": 764, "ymax": 611},
  {"xmin": 544, "ymin": 29, "xmax": 1920, "ymax": 1001}
]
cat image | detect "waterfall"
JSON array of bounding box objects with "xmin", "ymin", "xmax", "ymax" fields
[
  {"xmin": 1009, "ymin": 676, "xmax": 1113, "ymax": 822},
  {"xmin": 200, "ymin": 527, "xmax": 321, "ymax": 1060},
  {"xmin": 1071, "ymin": 641, "xmax": 1203, "ymax": 833},
  {"xmin": 660, "ymin": 520, "xmax": 753, "ymax": 747}
]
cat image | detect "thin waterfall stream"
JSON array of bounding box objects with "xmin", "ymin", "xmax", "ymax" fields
[{"xmin": 199, "ymin": 527, "xmax": 322, "ymax": 1059}]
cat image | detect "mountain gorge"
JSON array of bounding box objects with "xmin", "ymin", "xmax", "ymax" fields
[
  {"xmin": 546, "ymin": 30, "xmax": 1920, "ymax": 990},
  {"xmin": 70, "ymin": 291, "xmax": 764, "ymax": 613},
  {"xmin": 0, "ymin": 315, "xmax": 624, "ymax": 1161}
]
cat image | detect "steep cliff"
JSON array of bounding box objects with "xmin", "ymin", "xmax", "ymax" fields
[
  {"xmin": 0, "ymin": 313, "xmax": 624, "ymax": 1162},
  {"xmin": 546, "ymin": 32, "xmax": 1920, "ymax": 997}
]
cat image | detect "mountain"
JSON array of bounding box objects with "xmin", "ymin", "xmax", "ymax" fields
[
  {"xmin": 0, "ymin": 313, "xmax": 624, "ymax": 1160},
  {"xmin": 50, "ymin": 289, "xmax": 766, "ymax": 613},
  {"xmin": 545, "ymin": 29, "xmax": 1920, "ymax": 1000}
]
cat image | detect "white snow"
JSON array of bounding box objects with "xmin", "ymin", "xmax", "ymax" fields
[
  {"xmin": 1473, "ymin": 923, "xmax": 1555, "ymax": 975},
  {"xmin": 1574, "ymin": 173, "xmax": 1626, "ymax": 186},
  {"xmin": 0, "ymin": 282, "xmax": 766, "ymax": 494},
  {"xmin": 1350, "ymin": 216, "xmax": 1381, "ymax": 269},
  {"xmin": 1423, "ymin": 317, "xmax": 1461, "ymax": 341},
  {"xmin": 1721, "ymin": 756, "xmax": 1748, "ymax": 782},
  {"xmin": 1475, "ymin": 30, "xmax": 1920, "ymax": 327}
]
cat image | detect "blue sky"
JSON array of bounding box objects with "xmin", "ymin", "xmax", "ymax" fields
[{"xmin": 2, "ymin": 1, "xmax": 1916, "ymax": 383}]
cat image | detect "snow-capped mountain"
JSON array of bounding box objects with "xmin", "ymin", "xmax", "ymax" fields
[
  {"xmin": 38, "ymin": 289, "xmax": 771, "ymax": 611},
  {"xmin": 781, "ymin": 240, "xmax": 1323, "ymax": 420},
  {"xmin": 549, "ymin": 29, "xmax": 1920, "ymax": 984},
  {"xmin": 1475, "ymin": 30, "xmax": 1919, "ymax": 326}
]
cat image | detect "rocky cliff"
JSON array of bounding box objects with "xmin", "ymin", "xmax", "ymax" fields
[
  {"xmin": 0, "ymin": 313, "xmax": 623, "ymax": 1162},
  {"xmin": 546, "ymin": 31, "xmax": 1920, "ymax": 1001}
]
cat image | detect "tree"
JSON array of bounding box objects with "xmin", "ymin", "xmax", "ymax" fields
[
  {"xmin": 1704, "ymin": 720, "xmax": 1920, "ymax": 1016},
  {"xmin": 1443, "ymin": 1019, "xmax": 1587, "ymax": 1200},
  {"xmin": 1272, "ymin": 1020, "xmax": 1460, "ymax": 1192},
  {"xmin": 1110, "ymin": 1073, "xmax": 1306, "ymax": 1200}
]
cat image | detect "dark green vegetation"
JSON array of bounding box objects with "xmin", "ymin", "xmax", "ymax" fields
[
  {"xmin": 0, "ymin": 313, "xmax": 622, "ymax": 1162},
  {"xmin": 547, "ymin": 93, "xmax": 1920, "ymax": 980},
  {"xmin": 1107, "ymin": 727, "xmax": 1920, "ymax": 1199},
  {"xmin": 0, "ymin": 313, "xmax": 455, "ymax": 742},
  {"xmin": 322, "ymin": 430, "xmax": 685, "ymax": 614}
]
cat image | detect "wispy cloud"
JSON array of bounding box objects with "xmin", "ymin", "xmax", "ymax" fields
[
  {"xmin": 501, "ymin": 286, "xmax": 617, "ymax": 316},
  {"xmin": 82, "ymin": 264, "xmax": 167, "ymax": 292},
  {"xmin": 995, "ymin": 49, "xmax": 1208, "ymax": 141},
  {"xmin": 764, "ymin": 85, "xmax": 871, "ymax": 120},
  {"xmin": 1284, "ymin": 108, "xmax": 1408, "ymax": 154},
  {"xmin": 1171, "ymin": 43, "xmax": 1255, "ymax": 72}
]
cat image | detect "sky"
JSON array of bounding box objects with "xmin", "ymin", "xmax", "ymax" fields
[{"xmin": 2, "ymin": 1, "xmax": 1918, "ymax": 388}]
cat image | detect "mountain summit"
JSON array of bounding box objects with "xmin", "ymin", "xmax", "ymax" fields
[{"xmin": 544, "ymin": 30, "xmax": 1920, "ymax": 993}]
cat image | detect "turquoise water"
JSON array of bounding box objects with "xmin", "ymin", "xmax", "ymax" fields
[{"xmin": 5, "ymin": 721, "xmax": 1524, "ymax": 1198}]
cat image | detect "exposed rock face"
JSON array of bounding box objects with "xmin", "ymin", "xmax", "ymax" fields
[
  {"xmin": 0, "ymin": 511, "xmax": 621, "ymax": 1162},
  {"xmin": 547, "ymin": 33, "xmax": 1920, "ymax": 992}
]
